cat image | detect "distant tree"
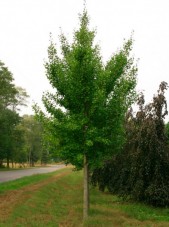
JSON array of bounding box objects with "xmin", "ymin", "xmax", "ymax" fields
[
  {"xmin": 0, "ymin": 60, "xmax": 18, "ymax": 167},
  {"xmin": 0, "ymin": 109, "xmax": 20, "ymax": 167},
  {"xmin": 35, "ymin": 10, "xmax": 137, "ymax": 218},
  {"xmin": 20, "ymin": 115, "xmax": 43, "ymax": 166},
  {"xmin": 41, "ymin": 150, "xmax": 49, "ymax": 165},
  {"xmin": 0, "ymin": 60, "xmax": 18, "ymax": 110},
  {"xmin": 92, "ymin": 82, "xmax": 169, "ymax": 207},
  {"xmin": 0, "ymin": 60, "xmax": 29, "ymax": 167},
  {"xmin": 11, "ymin": 124, "xmax": 27, "ymax": 167},
  {"xmin": 14, "ymin": 86, "xmax": 29, "ymax": 111}
]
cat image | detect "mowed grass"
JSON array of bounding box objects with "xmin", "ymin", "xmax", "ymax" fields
[
  {"xmin": 0, "ymin": 168, "xmax": 169, "ymax": 227},
  {"xmin": 0, "ymin": 168, "xmax": 22, "ymax": 171}
]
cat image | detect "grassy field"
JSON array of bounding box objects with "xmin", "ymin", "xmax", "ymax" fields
[{"xmin": 0, "ymin": 168, "xmax": 169, "ymax": 227}]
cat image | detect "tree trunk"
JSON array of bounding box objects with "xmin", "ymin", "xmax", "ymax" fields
[
  {"xmin": 7, "ymin": 157, "xmax": 9, "ymax": 168},
  {"xmin": 83, "ymin": 154, "xmax": 89, "ymax": 220},
  {"xmin": 0, "ymin": 159, "xmax": 3, "ymax": 167},
  {"xmin": 29, "ymin": 151, "xmax": 31, "ymax": 167}
]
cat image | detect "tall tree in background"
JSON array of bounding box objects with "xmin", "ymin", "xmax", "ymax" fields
[
  {"xmin": 0, "ymin": 60, "xmax": 18, "ymax": 109},
  {"xmin": 11, "ymin": 123, "xmax": 26, "ymax": 167},
  {"xmin": 0, "ymin": 110, "xmax": 20, "ymax": 167},
  {"xmin": 0, "ymin": 60, "xmax": 29, "ymax": 167},
  {"xmin": 35, "ymin": 10, "xmax": 137, "ymax": 219},
  {"xmin": 0, "ymin": 60, "xmax": 18, "ymax": 167}
]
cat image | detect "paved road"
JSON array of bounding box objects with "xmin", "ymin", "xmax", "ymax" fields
[{"xmin": 0, "ymin": 165, "xmax": 65, "ymax": 183}]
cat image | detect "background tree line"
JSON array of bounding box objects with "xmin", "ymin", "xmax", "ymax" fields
[{"xmin": 0, "ymin": 60, "xmax": 50, "ymax": 168}]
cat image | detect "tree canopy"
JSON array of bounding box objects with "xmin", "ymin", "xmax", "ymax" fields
[{"xmin": 36, "ymin": 10, "xmax": 137, "ymax": 169}]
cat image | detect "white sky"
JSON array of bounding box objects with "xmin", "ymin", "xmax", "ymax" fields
[{"xmin": 0, "ymin": 0, "xmax": 169, "ymax": 120}]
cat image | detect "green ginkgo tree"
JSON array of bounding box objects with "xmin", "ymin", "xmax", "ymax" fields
[{"xmin": 35, "ymin": 10, "xmax": 137, "ymax": 219}]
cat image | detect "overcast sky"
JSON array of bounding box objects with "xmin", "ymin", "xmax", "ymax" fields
[{"xmin": 0, "ymin": 0, "xmax": 169, "ymax": 120}]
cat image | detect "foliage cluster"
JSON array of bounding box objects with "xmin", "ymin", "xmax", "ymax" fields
[{"xmin": 91, "ymin": 82, "xmax": 169, "ymax": 207}]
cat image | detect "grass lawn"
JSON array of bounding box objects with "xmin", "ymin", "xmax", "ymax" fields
[
  {"xmin": 0, "ymin": 168, "xmax": 22, "ymax": 171},
  {"xmin": 0, "ymin": 168, "xmax": 169, "ymax": 227}
]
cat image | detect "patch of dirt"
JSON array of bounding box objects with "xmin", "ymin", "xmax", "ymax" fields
[{"xmin": 0, "ymin": 168, "xmax": 72, "ymax": 222}]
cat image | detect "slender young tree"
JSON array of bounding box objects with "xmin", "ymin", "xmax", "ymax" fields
[{"xmin": 35, "ymin": 10, "xmax": 137, "ymax": 219}]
